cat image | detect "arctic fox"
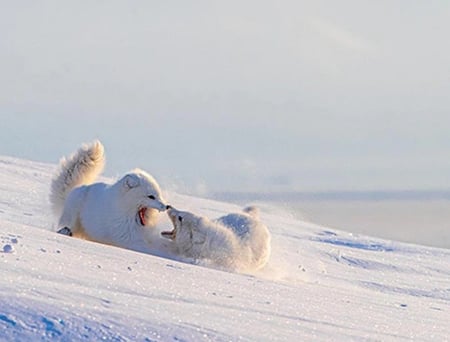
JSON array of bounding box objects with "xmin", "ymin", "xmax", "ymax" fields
[
  {"xmin": 50, "ymin": 140, "xmax": 167, "ymax": 252},
  {"xmin": 162, "ymin": 206, "xmax": 271, "ymax": 272}
]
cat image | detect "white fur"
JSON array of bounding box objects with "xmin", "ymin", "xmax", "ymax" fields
[
  {"xmin": 50, "ymin": 140, "xmax": 105, "ymax": 217},
  {"xmin": 163, "ymin": 206, "xmax": 271, "ymax": 272},
  {"xmin": 49, "ymin": 140, "xmax": 167, "ymax": 252}
]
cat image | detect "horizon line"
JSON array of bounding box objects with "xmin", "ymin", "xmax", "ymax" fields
[{"xmin": 209, "ymin": 189, "xmax": 450, "ymax": 202}]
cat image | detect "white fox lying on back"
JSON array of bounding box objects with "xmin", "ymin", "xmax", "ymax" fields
[
  {"xmin": 49, "ymin": 140, "xmax": 168, "ymax": 253},
  {"xmin": 162, "ymin": 206, "xmax": 271, "ymax": 272}
]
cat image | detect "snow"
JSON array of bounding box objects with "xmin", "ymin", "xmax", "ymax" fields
[{"xmin": 1, "ymin": 155, "xmax": 449, "ymax": 341}]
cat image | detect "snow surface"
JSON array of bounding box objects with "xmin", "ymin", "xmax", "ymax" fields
[{"xmin": 1, "ymin": 155, "xmax": 449, "ymax": 341}]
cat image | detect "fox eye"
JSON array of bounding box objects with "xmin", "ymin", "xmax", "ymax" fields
[
  {"xmin": 148, "ymin": 195, "xmax": 156, "ymax": 200},
  {"xmin": 178, "ymin": 216, "xmax": 183, "ymax": 222}
]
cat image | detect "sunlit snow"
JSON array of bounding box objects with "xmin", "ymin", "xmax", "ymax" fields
[{"xmin": 1, "ymin": 156, "xmax": 449, "ymax": 341}]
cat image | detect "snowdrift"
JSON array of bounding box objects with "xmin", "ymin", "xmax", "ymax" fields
[{"xmin": 1, "ymin": 156, "xmax": 449, "ymax": 341}]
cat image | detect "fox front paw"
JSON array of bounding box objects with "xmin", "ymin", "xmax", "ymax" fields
[{"xmin": 57, "ymin": 227, "xmax": 73, "ymax": 236}]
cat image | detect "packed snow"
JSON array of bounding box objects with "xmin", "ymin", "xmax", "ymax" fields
[{"xmin": 1, "ymin": 155, "xmax": 449, "ymax": 341}]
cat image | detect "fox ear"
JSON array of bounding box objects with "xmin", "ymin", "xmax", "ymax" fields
[{"xmin": 123, "ymin": 174, "xmax": 139, "ymax": 190}]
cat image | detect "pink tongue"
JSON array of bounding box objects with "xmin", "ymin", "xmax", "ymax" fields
[{"xmin": 139, "ymin": 208, "xmax": 147, "ymax": 225}]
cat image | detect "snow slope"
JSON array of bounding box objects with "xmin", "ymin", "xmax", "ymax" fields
[{"xmin": 1, "ymin": 156, "xmax": 449, "ymax": 341}]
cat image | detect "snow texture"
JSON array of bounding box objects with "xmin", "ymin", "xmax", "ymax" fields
[{"xmin": 0, "ymin": 155, "xmax": 449, "ymax": 341}]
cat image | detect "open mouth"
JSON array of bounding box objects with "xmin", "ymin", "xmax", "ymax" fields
[
  {"xmin": 138, "ymin": 207, "xmax": 147, "ymax": 226},
  {"xmin": 161, "ymin": 229, "xmax": 176, "ymax": 240},
  {"xmin": 161, "ymin": 205, "xmax": 177, "ymax": 240},
  {"xmin": 161, "ymin": 209, "xmax": 177, "ymax": 239}
]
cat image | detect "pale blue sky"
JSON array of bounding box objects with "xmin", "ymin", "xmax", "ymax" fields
[{"xmin": 1, "ymin": 1, "xmax": 449, "ymax": 193}]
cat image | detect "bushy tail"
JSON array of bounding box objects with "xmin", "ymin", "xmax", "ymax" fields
[{"xmin": 49, "ymin": 140, "xmax": 105, "ymax": 216}]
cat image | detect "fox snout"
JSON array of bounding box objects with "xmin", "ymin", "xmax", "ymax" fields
[
  {"xmin": 157, "ymin": 201, "xmax": 168, "ymax": 211},
  {"xmin": 148, "ymin": 199, "xmax": 168, "ymax": 212}
]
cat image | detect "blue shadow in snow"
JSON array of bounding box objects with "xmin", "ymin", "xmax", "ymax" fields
[
  {"xmin": 314, "ymin": 233, "xmax": 395, "ymax": 252},
  {"xmin": 0, "ymin": 314, "xmax": 16, "ymax": 326}
]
